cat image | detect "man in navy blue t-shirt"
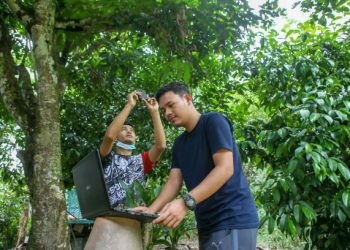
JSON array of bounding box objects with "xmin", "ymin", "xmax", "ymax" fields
[{"xmin": 134, "ymin": 82, "xmax": 259, "ymax": 249}]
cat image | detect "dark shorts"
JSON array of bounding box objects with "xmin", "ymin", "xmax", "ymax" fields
[{"xmin": 198, "ymin": 228, "xmax": 258, "ymax": 250}]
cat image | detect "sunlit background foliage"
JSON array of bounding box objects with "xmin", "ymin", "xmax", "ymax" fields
[{"xmin": 1, "ymin": 0, "xmax": 349, "ymax": 249}]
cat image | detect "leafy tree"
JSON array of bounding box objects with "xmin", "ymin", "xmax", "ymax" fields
[
  {"xmin": 0, "ymin": 165, "xmax": 28, "ymax": 249},
  {"xmin": 240, "ymin": 14, "xmax": 350, "ymax": 249},
  {"xmin": 0, "ymin": 0, "xmax": 281, "ymax": 248}
]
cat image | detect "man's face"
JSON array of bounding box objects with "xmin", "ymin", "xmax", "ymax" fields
[
  {"xmin": 117, "ymin": 125, "xmax": 136, "ymax": 144},
  {"xmin": 159, "ymin": 91, "xmax": 190, "ymax": 127}
]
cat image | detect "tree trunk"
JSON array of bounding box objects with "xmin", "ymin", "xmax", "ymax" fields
[
  {"xmin": 26, "ymin": 0, "xmax": 70, "ymax": 249},
  {"xmin": 1, "ymin": 0, "xmax": 70, "ymax": 248},
  {"xmin": 15, "ymin": 204, "xmax": 30, "ymax": 249}
]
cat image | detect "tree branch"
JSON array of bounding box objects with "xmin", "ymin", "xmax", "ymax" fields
[
  {"xmin": 5, "ymin": 0, "xmax": 33, "ymax": 28},
  {"xmin": 55, "ymin": 18, "xmax": 93, "ymax": 32},
  {"xmin": 71, "ymin": 37, "xmax": 111, "ymax": 62},
  {"xmin": 0, "ymin": 17, "xmax": 35, "ymax": 131},
  {"xmin": 55, "ymin": 15, "xmax": 131, "ymax": 33},
  {"xmin": 59, "ymin": 39, "xmax": 71, "ymax": 65},
  {"xmin": 17, "ymin": 64, "xmax": 37, "ymax": 114}
]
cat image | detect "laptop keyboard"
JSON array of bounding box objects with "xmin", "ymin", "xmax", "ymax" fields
[{"xmin": 112, "ymin": 207, "xmax": 158, "ymax": 217}]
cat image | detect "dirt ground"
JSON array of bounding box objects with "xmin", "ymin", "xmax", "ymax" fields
[
  {"xmin": 153, "ymin": 238, "xmax": 198, "ymax": 249},
  {"xmin": 153, "ymin": 239, "xmax": 271, "ymax": 250}
]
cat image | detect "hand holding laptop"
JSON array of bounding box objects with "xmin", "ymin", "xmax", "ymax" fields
[
  {"xmin": 130, "ymin": 206, "xmax": 159, "ymax": 223},
  {"xmin": 130, "ymin": 205, "xmax": 155, "ymax": 214},
  {"xmin": 132, "ymin": 199, "xmax": 186, "ymax": 227}
]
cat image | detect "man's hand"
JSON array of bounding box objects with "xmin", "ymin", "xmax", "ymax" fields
[
  {"xmin": 153, "ymin": 199, "xmax": 188, "ymax": 228},
  {"xmin": 127, "ymin": 91, "xmax": 139, "ymax": 107},
  {"xmin": 143, "ymin": 97, "xmax": 159, "ymax": 114},
  {"xmin": 131, "ymin": 206, "xmax": 157, "ymax": 214}
]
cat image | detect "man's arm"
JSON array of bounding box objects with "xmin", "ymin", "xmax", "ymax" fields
[
  {"xmin": 143, "ymin": 97, "xmax": 166, "ymax": 163},
  {"xmin": 132, "ymin": 168, "xmax": 183, "ymax": 213},
  {"xmin": 154, "ymin": 149, "xmax": 234, "ymax": 228},
  {"xmin": 189, "ymin": 114, "xmax": 235, "ymax": 203},
  {"xmin": 149, "ymin": 168, "xmax": 183, "ymax": 212},
  {"xmin": 188, "ymin": 149, "xmax": 233, "ymax": 203},
  {"xmin": 99, "ymin": 92, "xmax": 137, "ymax": 158}
]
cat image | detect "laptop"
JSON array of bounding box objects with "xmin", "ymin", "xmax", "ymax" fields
[{"xmin": 72, "ymin": 149, "xmax": 159, "ymax": 223}]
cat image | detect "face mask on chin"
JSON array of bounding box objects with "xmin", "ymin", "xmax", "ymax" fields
[{"xmin": 116, "ymin": 141, "xmax": 136, "ymax": 151}]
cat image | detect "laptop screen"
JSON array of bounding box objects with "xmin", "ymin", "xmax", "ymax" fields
[{"xmin": 72, "ymin": 149, "xmax": 111, "ymax": 218}]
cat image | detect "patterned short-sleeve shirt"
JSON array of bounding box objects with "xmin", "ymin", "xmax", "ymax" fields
[{"xmin": 102, "ymin": 151, "xmax": 154, "ymax": 207}]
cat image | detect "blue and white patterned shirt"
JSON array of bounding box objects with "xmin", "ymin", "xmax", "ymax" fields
[{"xmin": 102, "ymin": 151, "xmax": 153, "ymax": 207}]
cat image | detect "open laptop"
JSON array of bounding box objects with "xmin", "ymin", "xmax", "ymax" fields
[{"xmin": 72, "ymin": 149, "xmax": 159, "ymax": 223}]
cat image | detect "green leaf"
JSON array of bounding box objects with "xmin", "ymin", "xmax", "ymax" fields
[
  {"xmin": 279, "ymin": 179, "xmax": 289, "ymax": 192},
  {"xmin": 299, "ymin": 109, "xmax": 310, "ymax": 118},
  {"xmin": 183, "ymin": 63, "xmax": 191, "ymax": 83},
  {"xmin": 327, "ymin": 158, "xmax": 338, "ymax": 171},
  {"xmin": 310, "ymin": 113, "xmax": 321, "ymax": 122},
  {"xmin": 300, "ymin": 201, "xmax": 316, "ymax": 220},
  {"xmin": 259, "ymin": 215, "xmax": 268, "ymax": 228},
  {"xmin": 341, "ymin": 125, "xmax": 350, "ymax": 139},
  {"xmin": 310, "ymin": 151, "xmax": 321, "ymax": 163},
  {"xmin": 265, "ymin": 179, "xmax": 275, "ymax": 188},
  {"xmin": 305, "ymin": 143, "xmax": 313, "ymax": 153},
  {"xmin": 287, "ymin": 178, "xmax": 297, "ymax": 195},
  {"xmin": 133, "ymin": 180, "xmax": 145, "ymax": 205},
  {"xmin": 325, "ymin": 239, "xmax": 332, "ymax": 248},
  {"xmin": 287, "ymin": 218, "xmax": 298, "ymax": 236},
  {"xmin": 342, "ymin": 192, "xmax": 349, "ymax": 207},
  {"xmin": 288, "ymin": 159, "xmax": 299, "ymax": 174},
  {"xmin": 337, "ymin": 209, "xmax": 346, "ymax": 223},
  {"xmin": 320, "ymin": 224, "xmax": 329, "ymax": 232},
  {"xmin": 338, "ymin": 163, "xmax": 350, "ymax": 180},
  {"xmin": 273, "ymin": 188, "xmax": 281, "ymax": 204},
  {"xmin": 152, "ymin": 239, "xmax": 172, "ymax": 247},
  {"xmin": 323, "ymin": 114, "xmax": 333, "ymax": 124},
  {"xmin": 276, "ymin": 143, "xmax": 287, "ymax": 157},
  {"xmin": 301, "ymin": 32, "xmax": 308, "ymax": 42},
  {"xmin": 294, "ymin": 204, "xmax": 301, "ymax": 223},
  {"xmin": 315, "ymin": 98, "xmax": 325, "ymax": 105},
  {"xmin": 124, "ymin": 184, "xmax": 135, "ymax": 208},
  {"xmin": 330, "ymin": 202, "xmax": 337, "ymax": 217},
  {"xmin": 328, "ymin": 173, "xmax": 339, "ymax": 184},
  {"xmin": 335, "ymin": 110, "xmax": 347, "ymax": 121},
  {"xmin": 279, "ymin": 213, "xmax": 287, "ymax": 231},
  {"xmin": 344, "ymin": 101, "xmax": 350, "ymax": 109},
  {"xmin": 277, "ymin": 128, "xmax": 287, "ymax": 138},
  {"xmin": 268, "ymin": 217, "xmax": 275, "ymax": 234},
  {"xmin": 295, "ymin": 146, "xmax": 304, "ymax": 156}
]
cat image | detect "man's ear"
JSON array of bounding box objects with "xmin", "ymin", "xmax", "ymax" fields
[{"xmin": 183, "ymin": 93, "xmax": 192, "ymax": 104}]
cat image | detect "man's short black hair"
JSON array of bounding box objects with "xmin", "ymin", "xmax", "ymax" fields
[
  {"xmin": 123, "ymin": 120, "xmax": 133, "ymax": 128},
  {"xmin": 155, "ymin": 81, "xmax": 190, "ymax": 102}
]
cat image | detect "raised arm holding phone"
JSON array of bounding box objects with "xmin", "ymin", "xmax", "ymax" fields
[{"xmin": 85, "ymin": 90, "xmax": 166, "ymax": 250}]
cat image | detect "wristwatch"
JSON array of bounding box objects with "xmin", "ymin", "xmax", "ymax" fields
[{"xmin": 183, "ymin": 193, "xmax": 197, "ymax": 211}]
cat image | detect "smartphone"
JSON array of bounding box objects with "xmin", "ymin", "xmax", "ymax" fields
[{"xmin": 138, "ymin": 90, "xmax": 149, "ymax": 100}]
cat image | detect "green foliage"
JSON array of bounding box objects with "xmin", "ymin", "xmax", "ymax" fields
[
  {"xmin": 295, "ymin": 0, "xmax": 350, "ymax": 25},
  {"xmin": 145, "ymin": 214, "xmax": 196, "ymax": 250},
  {"xmin": 257, "ymin": 208, "xmax": 306, "ymax": 249},
  {"xmin": 123, "ymin": 180, "xmax": 161, "ymax": 208},
  {"xmin": 2, "ymin": 0, "xmax": 350, "ymax": 248},
  {"xmin": 122, "ymin": 173, "xmax": 196, "ymax": 250},
  {"xmin": 241, "ymin": 18, "xmax": 350, "ymax": 249},
  {"xmin": 0, "ymin": 111, "xmax": 27, "ymax": 248},
  {"xmin": 0, "ymin": 170, "xmax": 28, "ymax": 249}
]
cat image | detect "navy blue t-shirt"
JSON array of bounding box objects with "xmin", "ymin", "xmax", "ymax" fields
[{"xmin": 172, "ymin": 112, "xmax": 259, "ymax": 234}]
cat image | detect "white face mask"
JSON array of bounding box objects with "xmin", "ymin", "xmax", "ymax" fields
[{"xmin": 116, "ymin": 141, "xmax": 136, "ymax": 151}]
